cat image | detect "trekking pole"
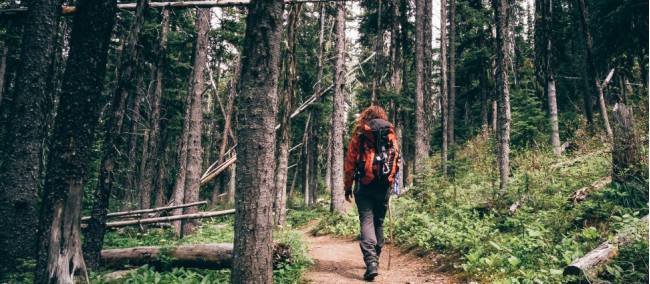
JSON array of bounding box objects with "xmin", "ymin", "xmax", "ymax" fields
[{"xmin": 387, "ymin": 196, "xmax": 393, "ymax": 271}]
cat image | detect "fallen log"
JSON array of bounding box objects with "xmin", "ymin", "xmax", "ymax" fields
[
  {"xmin": 101, "ymin": 243, "xmax": 292, "ymax": 270},
  {"xmin": 200, "ymin": 155, "xmax": 237, "ymax": 185},
  {"xmin": 568, "ymin": 176, "xmax": 611, "ymax": 203},
  {"xmin": 564, "ymin": 215, "xmax": 648, "ymax": 281},
  {"xmin": 82, "ymin": 209, "xmax": 235, "ymax": 228},
  {"xmin": 102, "ymin": 244, "xmax": 233, "ymax": 269},
  {"xmin": 81, "ymin": 201, "xmax": 208, "ymax": 221}
]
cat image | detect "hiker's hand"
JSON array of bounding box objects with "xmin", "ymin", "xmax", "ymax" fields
[{"xmin": 345, "ymin": 190, "xmax": 353, "ymax": 203}]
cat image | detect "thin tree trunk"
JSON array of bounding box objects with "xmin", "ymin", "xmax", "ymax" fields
[
  {"xmin": 448, "ymin": 0, "xmax": 456, "ymax": 153},
  {"xmin": 494, "ymin": 0, "xmax": 511, "ymax": 196},
  {"xmin": 540, "ymin": 0, "xmax": 561, "ymax": 155},
  {"xmin": 576, "ymin": 0, "xmax": 611, "ymax": 139},
  {"xmin": 302, "ymin": 113, "xmax": 312, "ymax": 206},
  {"xmin": 330, "ymin": 1, "xmax": 347, "ymax": 213},
  {"xmin": 370, "ymin": 0, "xmax": 382, "ymax": 104},
  {"xmin": 181, "ymin": 8, "xmax": 210, "ymax": 236},
  {"xmin": 0, "ymin": 0, "xmax": 60, "ymax": 265},
  {"xmin": 232, "ymin": 1, "xmax": 283, "ymax": 282},
  {"xmin": 126, "ymin": 69, "xmax": 146, "ymax": 206},
  {"xmin": 35, "ymin": 0, "xmax": 116, "ymax": 281},
  {"xmin": 154, "ymin": 142, "xmax": 170, "ymax": 208},
  {"xmin": 139, "ymin": 8, "xmax": 170, "ymax": 213},
  {"xmin": 275, "ymin": 4, "xmax": 301, "ymax": 225},
  {"xmin": 317, "ymin": 3, "xmax": 330, "ymax": 193},
  {"xmin": 440, "ymin": 0, "xmax": 449, "ymax": 176},
  {"xmin": 414, "ymin": 0, "xmax": 427, "ymax": 176},
  {"xmin": 0, "ymin": 45, "xmax": 8, "ymax": 106},
  {"xmin": 423, "ymin": 0, "xmax": 434, "ymax": 150},
  {"xmin": 83, "ymin": 0, "xmax": 148, "ymax": 268}
]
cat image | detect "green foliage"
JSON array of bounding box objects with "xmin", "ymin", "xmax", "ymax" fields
[
  {"xmin": 315, "ymin": 135, "xmax": 649, "ymax": 283},
  {"xmin": 312, "ymin": 211, "xmax": 359, "ymax": 237},
  {"xmin": 96, "ymin": 216, "xmax": 312, "ymax": 283}
]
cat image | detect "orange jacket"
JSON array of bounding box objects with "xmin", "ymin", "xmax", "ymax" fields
[{"xmin": 344, "ymin": 120, "xmax": 399, "ymax": 192}]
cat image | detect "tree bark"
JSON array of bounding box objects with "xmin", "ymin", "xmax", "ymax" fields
[
  {"xmin": 611, "ymin": 103, "xmax": 641, "ymax": 183},
  {"xmin": 181, "ymin": 8, "xmax": 210, "ymax": 236},
  {"xmin": 440, "ymin": 0, "xmax": 449, "ymax": 177},
  {"xmin": 494, "ymin": 0, "xmax": 511, "ymax": 196},
  {"xmin": 232, "ymin": 1, "xmax": 284, "ymax": 283},
  {"xmin": 413, "ymin": 0, "xmax": 427, "ymax": 176},
  {"xmin": 330, "ymin": 1, "xmax": 347, "ymax": 213},
  {"xmin": 34, "ymin": 0, "xmax": 116, "ymax": 281},
  {"xmin": 0, "ymin": 0, "xmax": 60, "ymax": 266},
  {"xmin": 84, "ymin": 0, "xmax": 149, "ymax": 268}
]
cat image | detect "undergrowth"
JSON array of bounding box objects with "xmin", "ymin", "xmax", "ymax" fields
[
  {"xmin": 315, "ymin": 134, "xmax": 649, "ymax": 283},
  {"xmin": 93, "ymin": 213, "xmax": 313, "ymax": 283}
]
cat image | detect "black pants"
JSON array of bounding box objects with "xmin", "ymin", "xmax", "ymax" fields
[{"xmin": 354, "ymin": 179, "xmax": 389, "ymax": 266}]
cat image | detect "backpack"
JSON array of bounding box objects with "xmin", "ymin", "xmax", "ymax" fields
[{"xmin": 355, "ymin": 119, "xmax": 398, "ymax": 186}]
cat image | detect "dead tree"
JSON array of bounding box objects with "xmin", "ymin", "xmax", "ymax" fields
[
  {"xmin": 330, "ymin": 1, "xmax": 347, "ymax": 213},
  {"xmin": 102, "ymin": 244, "xmax": 233, "ymax": 269},
  {"xmin": 84, "ymin": 0, "xmax": 149, "ymax": 268},
  {"xmin": 232, "ymin": 1, "xmax": 284, "ymax": 283},
  {"xmin": 611, "ymin": 103, "xmax": 641, "ymax": 183},
  {"xmin": 34, "ymin": 0, "xmax": 117, "ymax": 281}
]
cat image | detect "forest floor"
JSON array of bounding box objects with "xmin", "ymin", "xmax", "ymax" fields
[{"xmin": 301, "ymin": 223, "xmax": 457, "ymax": 284}]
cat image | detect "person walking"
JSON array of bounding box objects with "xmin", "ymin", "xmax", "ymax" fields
[{"xmin": 344, "ymin": 105, "xmax": 400, "ymax": 281}]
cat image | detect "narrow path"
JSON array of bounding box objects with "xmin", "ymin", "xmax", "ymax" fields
[{"xmin": 301, "ymin": 229, "xmax": 457, "ymax": 284}]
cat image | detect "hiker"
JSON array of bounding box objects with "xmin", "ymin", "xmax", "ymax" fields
[{"xmin": 344, "ymin": 105, "xmax": 400, "ymax": 281}]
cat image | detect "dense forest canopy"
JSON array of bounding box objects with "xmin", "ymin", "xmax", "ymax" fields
[{"xmin": 0, "ymin": 0, "xmax": 647, "ymax": 283}]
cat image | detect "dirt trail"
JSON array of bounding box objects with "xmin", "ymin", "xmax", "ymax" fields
[{"xmin": 302, "ymin": 229, "xmax": 457, "ymax": 284}]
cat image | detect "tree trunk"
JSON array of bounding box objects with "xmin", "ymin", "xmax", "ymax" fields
[
  {"xmin": 448, "ymin": 0, "xmax": 456, "ymax": 152},
  {"xmin": 576, "ymin": 0, "xmax": 611, "ymax": 139},
  {"xmin": 611, "ymin": 103, "xmax": 641, "ymax": 183},
  {"xmin": 84, "ymin": 0, "xmax": 149, "ymax": 268},
  {"xmin": 101, "ymin": 244, "xmax": 233, "ymax": 269},
  {"xmin": 181, "ymin": 8, "xmax": 210, "ymax": 236},
  {"xmin": 494, "ymin": 0, "xmax": 511, "ymax": 196},
  {"xmin": 0, "ymin": 0, "xmax": 60, "ymax": 266},
  {"xmin": 34, "ymin": 0, "xmax": 116, "ymax": 281},
  {"xmin": 126, "ymin": 71, "xmax": 146, "ymax": 206},
  {"xmin": 413, "ymin": 0, "xmax": 427, "ymax": 176},
  {"xmin": 370, "ymin": 0, "xmax": 382, "ymax": 104},
  {"xmin": 440, "ymin": 0, "xmax": 449, "ymax": 177},
  {"xmin": 232, "ymin": 1, "xmax": 283, "ymax": 283},
  {"xmin": 0, "ymin": 44, "xmax": 8, "ymax": 106},
  {"xmin": 423, "ymin": 0, "xmax": 434, "ymax": 150},
  {"xmin": 275, "ymin": 4, "xmax": 300, "ymax": 226},
  {"xmin": 330, "ymin": 1, "xmax": 347, "ymax": 213},
  {"xmin": 302, "ymin": 113, "xmax": 313, "ymax": 206},
  {"xmin": 318, "ymin": 3, "xmax": 331, "ymax": 193},
  {"xmin": 138, "ymin": 8, "xmax": 169, "ymax": 211}
]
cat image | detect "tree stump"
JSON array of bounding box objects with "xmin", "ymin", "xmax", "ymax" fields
[{"xmin": 611, "ymin": 103, "xmax": 640, "ymax": 183}]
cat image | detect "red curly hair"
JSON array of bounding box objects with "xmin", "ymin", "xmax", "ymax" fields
[{"xmin": 353, "ymin": 105, "xmax": 388, "ymax": 134}]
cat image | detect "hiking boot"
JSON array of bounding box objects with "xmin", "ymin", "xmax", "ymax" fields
[{"xmin": 363, "ymin": 261, "xmax": 379, "ymax": 281}]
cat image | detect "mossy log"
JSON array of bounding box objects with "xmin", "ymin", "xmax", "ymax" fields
[{"xmin": 564, "ymin": 215, "xmax": 648, "ymax": 281}]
